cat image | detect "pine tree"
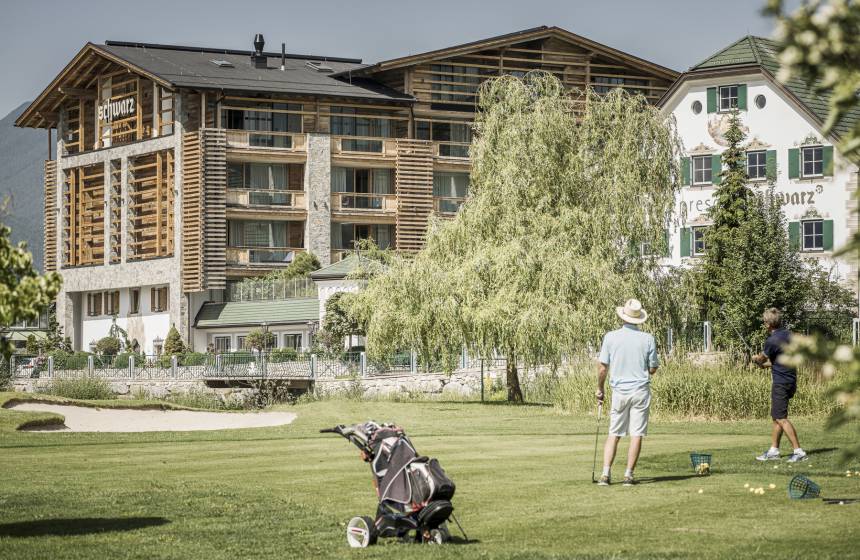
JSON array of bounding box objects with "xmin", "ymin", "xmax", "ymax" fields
[{"xmin": 163, "ymin": 325, "xmax": 185, "ymax": 356}]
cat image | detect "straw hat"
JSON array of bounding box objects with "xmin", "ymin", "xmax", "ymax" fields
[{"xmin": 616, "ymin": 298, "xmax": 648, "ymax": 324}]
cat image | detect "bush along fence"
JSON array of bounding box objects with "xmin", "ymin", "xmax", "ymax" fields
[{"xmin": 8, "ymin": 349, "xmax": 484, "ymax": 381}]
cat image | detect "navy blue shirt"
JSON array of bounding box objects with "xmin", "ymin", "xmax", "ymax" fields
[{"xmin": 763, "ymin": 328, "xmax": 796, "ymax": 385}]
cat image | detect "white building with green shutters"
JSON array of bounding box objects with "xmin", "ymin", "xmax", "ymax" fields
[{"xmin": 658, "ymin": 36, "xmax": 859, "ymax": 294}]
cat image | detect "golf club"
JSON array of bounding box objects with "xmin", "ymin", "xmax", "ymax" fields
[
  {"xmin": 719, "ymin": 305, "xmax": 755, "ymax": 355},
  {"xmin": 591, "ymin": 401, "xmax": 603, "ymax": 483}
]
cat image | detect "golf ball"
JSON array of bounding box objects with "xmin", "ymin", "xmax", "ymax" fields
[
  {"xmin": 769, "ymin": 484, "xmax": 776, "ymax": 489},
  {"xmin": 698, "ymin": 489, "xmax": 703, "ymax": 494},
  {"xmin": 774, "ymin": 466, "xmax": 779, "ymax": 469},
  {"xmin": 744, "ymin": 483, "xmax": 750, "ymax": 488},
  {"xmin": 749, "ymin": 487, "xmax": 755, "ymax": 493}
]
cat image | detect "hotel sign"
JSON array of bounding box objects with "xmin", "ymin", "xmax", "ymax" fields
[{"xmin": 98, "ymin": 96, "xmax": 136, "ymax": 124}]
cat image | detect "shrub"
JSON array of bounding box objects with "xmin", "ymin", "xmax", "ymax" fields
[
  {"xmin": 43, "ymin": 376, "xmax": 115, "ymax": 400},
  {"xmin": 111, "ymin": 352, "xmax": 145, "ymax": 369},
  {"xmin": 164, "ymin": 389, "xmax": 246, "ymax": 410},
  {"xmin": 179, "ymin": 352, "xmax": 208, "ymax": 367},
  {"xmin": 269, "ymin": 347, "xmax": 299, "ymax": 363},
  {"xmin": 244, "ymin": 329, "xmax": 275, "ymax": 351},
  {"xmin": 49, "ymin": 351, "xmax": 91, "ymax": 371},
  {"xmin": 95, "ymin": 336, "xmax": 121, "ymax": 357},
  {"xmin": 163, "ymin": 325, "xmax": 186, "ymax": 355}
]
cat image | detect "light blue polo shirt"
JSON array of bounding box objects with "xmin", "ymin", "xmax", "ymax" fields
[{"xmin": 598, "ymin": 324, "xmax": 659, "ymax": 394}]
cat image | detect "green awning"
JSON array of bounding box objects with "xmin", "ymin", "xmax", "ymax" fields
[
  {"xmin": 194, "ymin": 298, "xmax": 319, "ymax": 328},
  {"xmin": 5, "ymin": 330, "xmax": 48, "ymax": 342},
  {"xmin": 310, "ymin": 255, "xmax": 366, "ymax": 280}
]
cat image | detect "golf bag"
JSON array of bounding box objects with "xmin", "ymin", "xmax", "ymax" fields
[{"xmin": 321, "ymin": 421, "xmax": 462, "ymax": 547}]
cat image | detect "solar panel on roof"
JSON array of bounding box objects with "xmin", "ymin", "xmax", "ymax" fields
[{"xmin": 210, "ymin": 59, "xmax": 234, "ymax": 68}]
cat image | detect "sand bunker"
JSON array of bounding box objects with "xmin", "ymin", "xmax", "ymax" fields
[{"xmin": 9, "ymin": 403, "xmax": 297, "ymax": 432}]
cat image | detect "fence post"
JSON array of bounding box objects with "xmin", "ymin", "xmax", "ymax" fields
[
  {"xmin": 410, "ymin": 350, "xmax": 417, "ymax": 374},
  {"xmin": 129, "ymin": 354, "xmax": 134, "ymax": 379},
  {"xmin": 666, "ymin": 328, "xmax": 674, "ymax": 355},
  {"xmin": 480, "ymin": 359, "xmax": 485, "ymax": 403},
  {"xmin": 360, "ymin": 352, "xmax": 366, "ymax": 377},
  {"xmin": 703, "ymin": 321, "xmax": 712, "ymax": 353},
  {"xmin": 171, "ymin": 355, "xmax": 178, "ymax": 378},
  {"xmin": 853, "ymin": 318, "xmax": 860, "ymax": 347},
  {"xmin": 461, "ymin": 346, "xmax": 467, "ymax": 370},
  {"xmin": 47, "ymin": 355, "xmax": 54, "ymax": 378},
  {"xmin": 310, "ymin": 354, "xmax": 317, "ymax": 379},
  {"xmin": 87, "ymin": 355, "xmax": 94, "ymax": 375}
]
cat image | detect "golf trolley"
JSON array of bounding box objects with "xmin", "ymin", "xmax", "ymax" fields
[{"xmin": 321, "ymin": 422, "xmax": 467, "ymax": 547}]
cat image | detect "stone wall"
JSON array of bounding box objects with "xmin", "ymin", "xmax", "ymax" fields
[{"xmin": 305, "ymin": 133, "xmax": 332, "ymax": 265}]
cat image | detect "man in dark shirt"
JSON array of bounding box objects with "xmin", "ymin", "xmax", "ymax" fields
[{"xmin": 752, "ymin": 307, "xmax": 807, "ymax": 462}]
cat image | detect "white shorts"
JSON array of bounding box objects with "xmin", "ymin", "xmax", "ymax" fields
[{"xmin": 608, "ymin": 387, "xmax": 651, "ymax": 437}]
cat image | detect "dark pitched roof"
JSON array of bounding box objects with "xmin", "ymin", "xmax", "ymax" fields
[
  {"xmin": 97, "ymin": 42, "xmax": 413, "ymax": 102},
  {"xmin": 680, "ymin": 35, "xmax": 859, "ymax": 140},
  {"xmin": 194, "ymin": 298, "xmax": 319, "ymax": 328},
  {"xmin": 309, "ymin": 254, "xmax": 367, "ymax": 280}
]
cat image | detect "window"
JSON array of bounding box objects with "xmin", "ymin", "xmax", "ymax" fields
[
  {"xmin": 692, "ymin": 155, "xmax": 713, "ymax": 185},
  {"xmin": 332, "ymin": 223, "xmax": 394, "ymax": 251},
  {"xmin": 282, "ymin": 334, "xmax": 302, "ymax": 350},
  {"xmin": 755, "ymin": 94, "xmax": 767, "ymax": 109},
  {"xmin": 415, "ymin": 120, "xmax": 472, "ymax": 157},
  {"xmin": 213, "ymin": 336, "xmax": 231, "ymax": 353},
  {"xmin": 150, "ymin": 286, "xmax": 169, "ymax": 312},
  {"xmin": 747, "ymin": 151, "xmax": 767, "ymax": 181},
  {"xmin": 433, "ymin": 172, "xmax": 470, "ymax": 213},
  {"xmin": 692, "ymin": 227, "xmax": 707, "ymax": 256},
  {"xmin": 236, "ymin": 335, "xmax": 247, "ymax": 350},
  {"xmin": 592, "ymin": 76, "xmax": 649, "ymax": 96},
  {"xmin": 719, "ymin": 85, "xmax": 738, "ymax": 111},
  {"xmin": 802, "ymin": 220, "xmax": 824, "ymax": 251},
  {"xmin": 87, "ymin": 292, "xmax": 102, "ymax": 317},
  {"xmin": 222, "ymin": 102, "xmax": 302, "ymax": 148},
  {"xmin": 691, "ymin": 100, "xmax": 702, "ymax": 115},
  {"xmin": 104, "ymin": 290, "xmax": 120, "ymax": 315},
  {"xmin": 130, "ymin": 288, "xmax": 140, "ymax": 314},
  {"xmin": 228, "ymin": 220, "xmax": 304, "ymax": 249},
  {"xmin": 802, "ymin": 146, "xmax": 823, "ymax": 177}
]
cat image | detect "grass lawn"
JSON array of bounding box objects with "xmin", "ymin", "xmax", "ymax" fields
[{"xmin": 1, "ymin": 392, "xmax": 859, "ymax": 559}]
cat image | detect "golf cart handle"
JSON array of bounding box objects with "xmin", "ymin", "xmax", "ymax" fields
[{"xmin": 320, "ymin": 426, "xmax": 342, "ymax": 434}]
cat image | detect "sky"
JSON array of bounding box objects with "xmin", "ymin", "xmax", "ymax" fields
[{"xmin": 0, "ymin": 0, "xmax": 799, "ymax": 118}]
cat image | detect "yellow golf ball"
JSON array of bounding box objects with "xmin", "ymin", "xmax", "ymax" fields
[
  {"xmin": 749, "ymin": 487, "xmax": 755, "ymax": 493},
  {"xmin": 744, "ymin": 483, "xmax": 750, "ymax": 488},
  {"xmin": 769, "ymin": 484, "xmax": 776, "ymax": 489}
]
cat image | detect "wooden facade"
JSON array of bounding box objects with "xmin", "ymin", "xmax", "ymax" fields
[
  {"xmin": 43, "ymin": 160, "xmax": 58, "ymax": 273},
  {"xmin": 63, "ymin": 163, "xmax": 105, "ymax": 267},
  {"xmin": 128, "ymin": 149, "xmax": 175, "ymax": 261}
]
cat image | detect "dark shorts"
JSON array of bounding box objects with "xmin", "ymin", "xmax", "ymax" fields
[{"xmin": 771, "ymin": 383, "xmax": 797, "ymax": 420}]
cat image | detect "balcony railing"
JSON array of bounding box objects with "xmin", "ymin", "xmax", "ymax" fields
[
  {"xmin": 433, "ymin": 141, "xmax": 470, "ymax": 159},
  {"xmin": 331, "ymin": 136, "xmax": 398, "ymax": 156},
  {"xmin": 227, "ymin": 189, "xmax": 306, "ymax": 209},
  {"xmin": 225, "ymin": 130, "xmax": 307, "ymax": 151},
  {"xmin": 434, "ymin": 197, "xmax": 465, "ymax": 215},
  {"xmin": 227, "ymin": 247, "xmax": 305, "ymax": 266},
  {"xmin": 331, "ymin": 192, "xmax": 397, "ymax": 214}
]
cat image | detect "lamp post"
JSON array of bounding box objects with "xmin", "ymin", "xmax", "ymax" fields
[
  {"xmin": 306, "ymin": 320, "xmax": 318, "ymax": 352},
  {"xmin": 152, "ymin": 336, "xmax": 164, "ymax": 357}
]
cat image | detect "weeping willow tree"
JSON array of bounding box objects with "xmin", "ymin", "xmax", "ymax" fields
[{"xmin": 351, "ymin": 73, "xmax": 685, "ymax": 402}]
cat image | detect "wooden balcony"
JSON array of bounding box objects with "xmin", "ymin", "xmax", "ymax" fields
[
  {"xmin": 225, "ymin": 130, "xmax": 307, "ymax": 153},
  {"xmin": 330, "ymin": 192, "xmax": 397, "ymax": 219},
  {"xmin": 432, "ymin": 141, "xmax": 470, "ymax": 161},
  {"xmin": 226, "ymin": 247, "xmax": 306, "ymax": 268},
  {"xmin": 434, "ymin": 197, "xmax": 465, "ymax": 216},
  {"xmin": 227, "ymin": 189, "xmax": 306, "ymax": 210},
  {"xmin": 331, "ymin": 136, "xmax": 398, "ymax": 159}
]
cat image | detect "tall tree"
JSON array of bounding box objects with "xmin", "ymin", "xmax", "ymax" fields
[
  {"xmin": 0, "ymin": 221, "xmax": 62, "ymax": 370},
  {"xmin": 697, "ymin": 111, "xmax": 808, "ymax": 355},
  {"xmin": 766, "ymin": 0, "xmax": 860, "ymax": 460},
  {"xmin": 353, "ymin": 73, "xmax": 683, "ymax": 402}
]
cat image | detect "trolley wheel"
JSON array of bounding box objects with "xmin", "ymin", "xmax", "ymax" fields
[
  {"xmin": 346, "ymin": 516, "xmax": 377, "ymax": 548},
  {"xmin": 428, "ymin": 523, "xmax": 450, "ymax": 545}
]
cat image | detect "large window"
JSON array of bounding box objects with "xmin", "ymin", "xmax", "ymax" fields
[
  {"xmin": 416, "ymin": 120, "xmax": 472, "ymax": 157},
  {"xmin": 592, "ymin": 76, "xmax": 649, "ymax": 96},
  {"xmin": 150, "ymin": 287, "xmax": 169, "ymax": 312},
  {"xmin": 228, "ymin": 220, "xmax": 304, "ymax": 250},
  {"xmin": 86, "ymin": 293, "xmax": 102, "ymax": 317},
  {"xmin": 86, "ymin": 291, "xmax": 118, "ymax": 317},
  {"xmin": 213, "ymin": 336, "xmax": 231, "ymax": 353},
  {"xmin": 331, "ymin": 168, "xmax": 393, "ymax": 210},
  {"xmin": 719, "ymin": 85, "xmax": 739, "ymax": 112},
  {"xmin": 692, "ymin": 155, "xmax": 713, "ymax": 185},
  {"xmin": 433, "ymin": 172, "xmax": 470, "ymax": 213},
  {"xmin": 332, "ymin": 223, "xmax": 394, "ymax": 251},
  {"xmin": 802, "ymin": 146, "xmax": 823, "ymax": 178},
  {"xmin": 429, "ymin": 64, "xmax": 488, "ymax": 111},
  {"xmin": 222, "ymin": 102, "xmax": 302, "ymax": 148},
  {"xmin": 747, "ymin": 151, "xmax": 767, "ymax": 181},
  {"xmin": 692, "ymin": 227, "xmax": 707, "ymax": 256},
  {"xmin": 130, "ymin": 288, "xmax": 140, "ymax": 315},
  {"xmin": 802, "ymin": 219, "xmax": 824, "ymax": 251},
  {"xmin": 282, "ymin": 334, "xmax": 302, "ymax": 350}
]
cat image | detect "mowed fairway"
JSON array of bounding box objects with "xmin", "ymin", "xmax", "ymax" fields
[{"xmin": 1, "ymin": 394, "xmax": 859, "ymax": 559}]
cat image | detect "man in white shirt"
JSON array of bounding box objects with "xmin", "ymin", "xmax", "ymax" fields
[{"xmin": 595, "ymin": 299, "xmax": 659, "ymax": 486}]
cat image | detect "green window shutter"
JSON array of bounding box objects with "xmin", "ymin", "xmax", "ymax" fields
[
  {"xmin": 737, "ymin": 84, "xmax": 747, "ymax": 110},
  {"xmin": 681, "ymin": 157, "xmax": 690, "ymax": 186},
  {"xmin": 788, "ymin": 148, "xmax": 800, "ymax": 179},
  {"xmin": 788, "ymin": 222, "xmax": 800, "ymax": 251},
  {"xmin": 823, "ymin": 145, "xmax": 834, "ymax": 176},
  {"xmin": 766, "ymin": 150, "xmax": 777, "ymax": 180},
  {"xmin": 823, "ymin": 220, "xmax": 834, "ymax": 251},
  {"xmin": 711, "ymin": 154, "xmax": 722, "ymax": 185},
  {"xmin": 664, "ymin": 228, "xmax": 672, "ymax": 258},
  {"xmin": 680, "ymin": 228, "xmax": 691, "ymax": 257},
  {"xmin": 706, "ymin": 88, "xmax": 717, "ymax": 113}
]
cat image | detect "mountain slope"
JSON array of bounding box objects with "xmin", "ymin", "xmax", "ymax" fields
[{"xmin": 0, "ymin": 102, "xmax": 47, "ymax": 271}]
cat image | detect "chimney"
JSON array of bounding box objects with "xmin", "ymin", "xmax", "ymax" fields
[
  {"xmin": 281, "ymin": 43, "xmax": 286, "ymax": 71},
  {"xmin": 251, "ymin": 33, "xmax": 267, "ymax": 69}
]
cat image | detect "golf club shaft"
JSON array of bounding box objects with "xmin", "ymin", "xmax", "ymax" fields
[
  {"xmin": 720, "ymin": 308, "xmax": 755, "ymax": 355},
  {"xmin": 591, "ymin": 402, "xmax": 603, "ymax": 482}
]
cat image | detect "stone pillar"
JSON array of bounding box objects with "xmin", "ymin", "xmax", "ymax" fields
[
  {"xmin": 120, "ymin": 157, "xmax": 129, "ymax": 264},
  {"xmin": 305, "ymin": 133, "xmax": 331, "ymax": 265}
]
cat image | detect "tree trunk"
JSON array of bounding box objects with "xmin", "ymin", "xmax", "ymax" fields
[{"xmin": 506, "ymin": 354, "xmax": 524, "ymax": 403}]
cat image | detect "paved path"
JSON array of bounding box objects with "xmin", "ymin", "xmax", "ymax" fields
[{"xmin": 10, "ymin": 403, "xmax": 297, "ymax": 432}]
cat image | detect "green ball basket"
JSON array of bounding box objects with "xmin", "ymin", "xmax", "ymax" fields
[
  {"xmin": 690, "ymin": 452, "xmax": 712, "ymax": 475},
  {"xmin": 788, "ymin": 474, "xmax": 820, "ymax": 500}
]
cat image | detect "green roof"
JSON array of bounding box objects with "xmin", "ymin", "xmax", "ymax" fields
[
  {"xmin": 688, "ymin": 35, "xmax": 859, "ymax": 140},
  {"xmin": 309, "ymin": 254, "xmax": 366, "ymax": 280},
  {"xmin": 194, "ymin": 298, "xmax": 319, "ymax": 328}
]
